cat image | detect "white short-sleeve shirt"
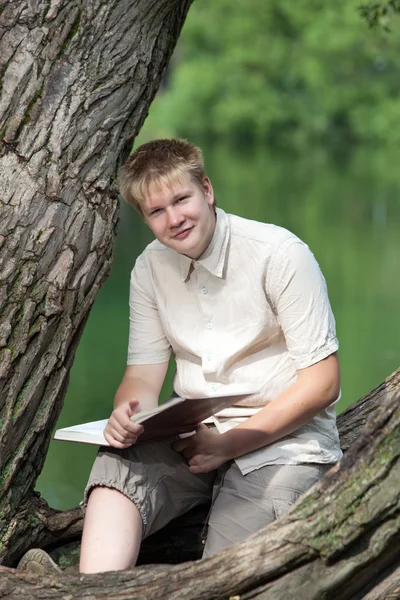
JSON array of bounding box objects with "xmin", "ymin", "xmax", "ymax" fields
[{"xmin": 127, "ymin": 208, "xmax": 342, "ymax": 472}]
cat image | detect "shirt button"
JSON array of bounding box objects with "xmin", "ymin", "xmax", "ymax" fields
[
  {"xmin": 201, "ymin": 285, "xmax": 207, "ymax": 294},
  {"xmin": 211, "ymin": 384, "xmax": 217, "ymax": 392},
  {"xmin": 207, "ymin": 352, "xmax": 212, "ymax": 361},
  {"xmin": 207, "ymin": 322, "xmax": 213, "ymax": 330}
]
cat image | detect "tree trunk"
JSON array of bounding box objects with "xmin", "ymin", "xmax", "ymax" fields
[
  {"xmin": 0, "ymin": 0, "xmax": 193, "ymax": 564},
  {"xmin": 0, "ymin": 367, "xmax": 399, "ymax": 598}
]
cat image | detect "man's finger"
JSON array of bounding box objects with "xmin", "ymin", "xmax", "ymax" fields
[
  {"xmin": 105, "ymin": 419, "xmax": 142, "ymax": 442},
  {"xmin": 104, "ymin": 431, "xmax": 134, "ymax": 449},
  {"xmin": 110, "ymin": 416, "xmax": 144, "ymax": 437},
  {"xmin": 182, "ymin": 447, "xmax": 194, "ymax": 459},
  {"xmin": 105, "ymin": 426, "xmax": 136, "ymax": 444},
  {"xmin": 196, "ymin": 423, "xmax": 208, "ymax": 432},
  {"xmin": 127, "ymin": 398, "xmax": 140, "ymax": 416},
  {"xmin": 172, "ymin": 439, "xmax": 188, "ymax": 452},
  {"xmin": 189, "ymin": 463, "xmax": 205, "ymax": 474}
]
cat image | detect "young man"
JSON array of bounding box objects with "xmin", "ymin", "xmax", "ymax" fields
[{"xmin": 80, "ymin": 139, "xmax": 342, "ymax": 573}]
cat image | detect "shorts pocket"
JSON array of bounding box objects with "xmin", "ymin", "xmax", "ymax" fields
[{"xmin": 272, "ymin": 491, "xmax": 300, "ymax": 520}]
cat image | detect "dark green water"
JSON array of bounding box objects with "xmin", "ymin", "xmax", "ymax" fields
[{"xmin": 37, "ymin": 145, "xmax": 400, "ymax": 509}]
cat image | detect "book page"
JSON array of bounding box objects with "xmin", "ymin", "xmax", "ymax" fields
[{"xmin": 62, "ymin": 419, "xmax": 108, "ymax": 435}]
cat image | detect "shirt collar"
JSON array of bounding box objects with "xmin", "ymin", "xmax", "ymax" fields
[{"xmin": 179, "ymin": 208, "xmax": 230, "ymax": 281}]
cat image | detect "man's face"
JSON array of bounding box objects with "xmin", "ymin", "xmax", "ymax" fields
[{"xmin": 140, "ymin": 174, "xmax": 216, "ymax": 259}]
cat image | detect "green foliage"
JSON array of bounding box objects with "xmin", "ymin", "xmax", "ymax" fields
[
  {"xmin": 140, "ymin": 0, "xmax": 400, "ymax": 147},
  {"xmin": 360, "ymin": 1, "xmax": 400, "ymax": 29}
]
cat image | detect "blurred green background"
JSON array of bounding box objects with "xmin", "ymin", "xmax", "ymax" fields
[{"xmin": 37, "ymin": 0, "xmax": 400, "ymax": 509}]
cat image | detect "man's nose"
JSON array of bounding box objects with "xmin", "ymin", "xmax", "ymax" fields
[{"xmin": 167, "ymin": 207, "xmax": 184, "ymax": 228}]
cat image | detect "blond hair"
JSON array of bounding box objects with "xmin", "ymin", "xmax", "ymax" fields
[{"xmin": 119, "ymin": 139, "xmax": 206, "ymax": 215}]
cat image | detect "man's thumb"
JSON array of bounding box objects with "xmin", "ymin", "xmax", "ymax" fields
[{"xmin": 127, "ymin": 398, "xmax": 140, "ymax": 416}]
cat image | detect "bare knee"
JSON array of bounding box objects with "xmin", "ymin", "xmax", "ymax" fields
[{"xmin": 80, "ymin": 486, "xmax": 143, "ymax": 574}]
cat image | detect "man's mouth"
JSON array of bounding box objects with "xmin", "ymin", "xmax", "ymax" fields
[{"xmin": 173, "ymin": 227, "xmax": 193, "ymax": 240}]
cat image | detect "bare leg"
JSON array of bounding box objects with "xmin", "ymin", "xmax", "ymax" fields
[{"xmin": 79, "ymin": 486, "xmax": 143, "ymax": 574}]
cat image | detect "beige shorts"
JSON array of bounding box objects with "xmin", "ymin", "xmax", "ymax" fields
[{"xmin": 84, "ymin": 436, "xmax": 329, "ymax": 557}]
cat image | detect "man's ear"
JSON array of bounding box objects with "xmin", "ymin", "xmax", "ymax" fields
[{"xmin": 203, "ymin": 177, "xmax": 214, "ymax": 206}]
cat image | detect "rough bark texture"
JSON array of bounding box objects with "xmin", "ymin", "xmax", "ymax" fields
[
  {"xmin": 335, "ymin": 368, "xmax": 400, "ymax": 452},
  {"xmin": 0, "ymin": 367, "xmax": 399, "ymax": 598},
  {"xmin": 0, "ymin": 0, "xmax": 193, "ymax": 564}
]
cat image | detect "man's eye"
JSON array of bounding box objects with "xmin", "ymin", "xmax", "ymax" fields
[
  {"xmin": 151, "ymin": 208, "xmax": 162, "ymax": 215},
  {"xmin": 176, "ymin": 196, "xmax": 187, "ymax": 203}
]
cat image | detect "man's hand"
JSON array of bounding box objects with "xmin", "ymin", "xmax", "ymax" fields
[
  {"xmin": 104, "ymin": 399, "xmax": 144, "ymax": 449},
  {"xmin": 172, "ymin": 424, "xmax": 234, "ymax": 473}
]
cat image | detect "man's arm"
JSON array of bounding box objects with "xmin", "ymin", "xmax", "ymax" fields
[
  {"xmin": 175, "ymin": 239, "xmax": 340, "ymax": 472},
  {"xmin": 174, "ymin": 352, "xmax": 340, "ymax": 473},
  {"xmin": 104, "ymin": 361, "xmax": 169, "ymax": 448}
]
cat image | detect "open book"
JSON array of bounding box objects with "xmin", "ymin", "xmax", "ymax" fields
[{"xmin": 53, "ymin": 392, "xmax": 256, "ymax": 446}]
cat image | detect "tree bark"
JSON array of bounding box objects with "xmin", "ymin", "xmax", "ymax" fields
[
  {"xmin": 0, "ymin": 0, "xmax": 193, "ymax": 564},
  {"xmin": 0, "ymin": 367, "xmax": 399, "ymax": 598}
]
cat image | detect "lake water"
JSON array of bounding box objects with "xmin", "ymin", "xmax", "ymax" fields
[{"xmin": 37, "ymin": 144, "xmax": 400, "ymax": 510}]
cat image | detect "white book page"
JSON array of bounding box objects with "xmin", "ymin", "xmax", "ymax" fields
[
  {"xmin": 61, "ymin": 419, "xmax": 108, "ymax": 434},
  {"xmin": 214, "ymin": 407, "xmax": 262, "ymax": 418},
  {"xmin": 53, "ymin": 419, "xmax": 109, "ymax": 445}
]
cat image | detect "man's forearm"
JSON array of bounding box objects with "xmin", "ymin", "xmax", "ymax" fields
[
  {"xmin": 173, "ymin": 355, "xmax": 340, "ymax": 474},
  {"xmin": 113, "ymin": 362, "xmax": 169, "ymax": 412},
  {"xmin": 114, "ymin": 378, "xmax": 158, "ymax": 412},
  {"xmin": 222, "ymin": 354, "xmax": 340, "ymax": 460}
]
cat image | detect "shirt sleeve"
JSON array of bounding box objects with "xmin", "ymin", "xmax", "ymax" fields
[
  {"xmin": 127, "ymin": 254, "xmax": 172, "ymax": 365},
  {"xmin": 266, "ymin": 238, "xmax": 339, "ymax": 370}
]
